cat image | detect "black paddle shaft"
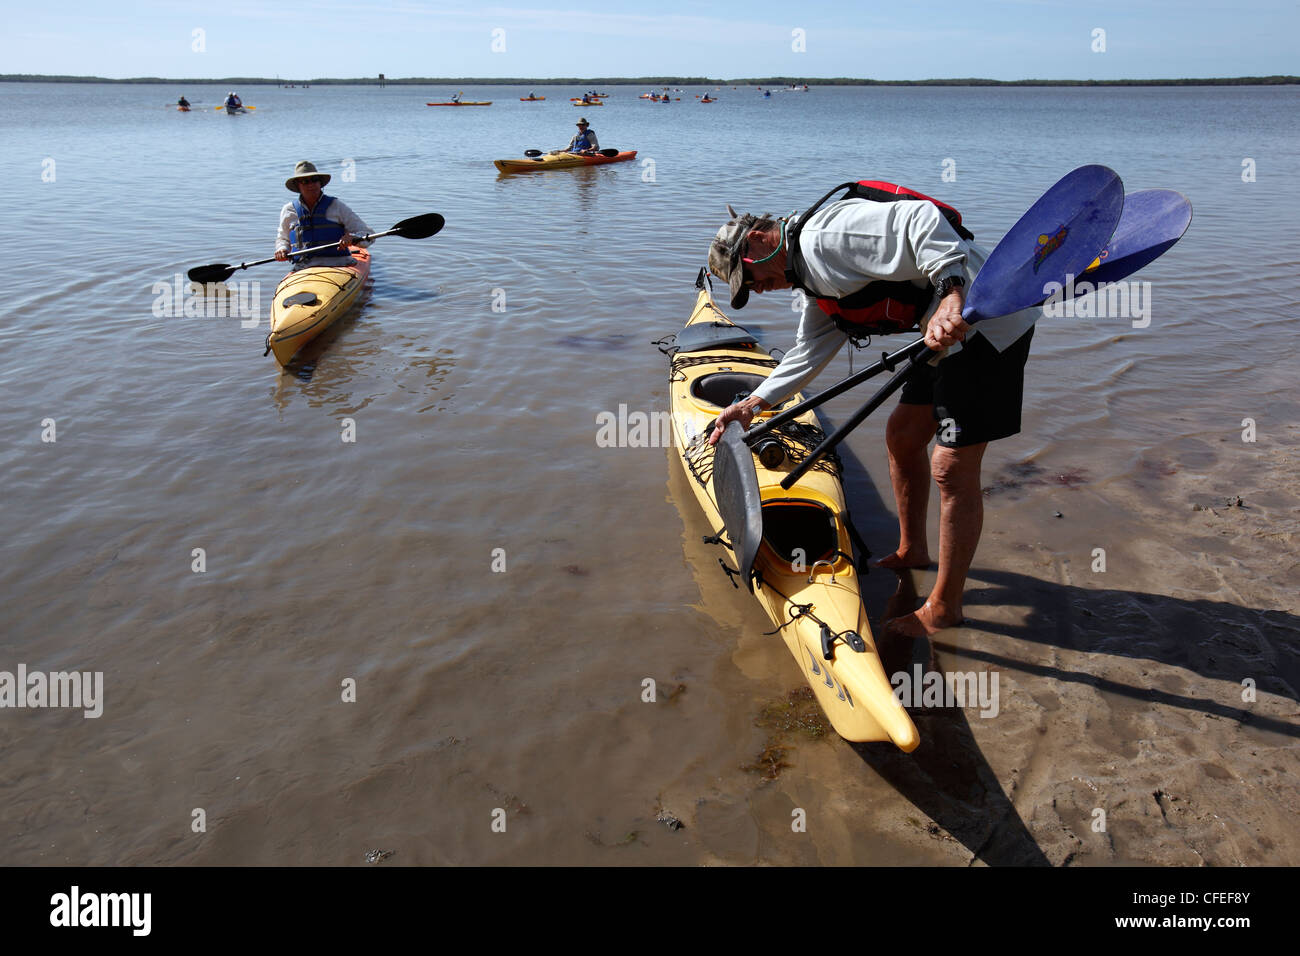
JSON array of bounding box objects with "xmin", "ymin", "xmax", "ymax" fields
[
  {"xmin": 744, "ymin": 336, "xmax": 931, "ymax": 445},
  {"xmin": 778, "ymin": 349, "xmax": 936, "ymax": 490},
  {"xmin": 525, "ymin": 147, "xmax": 620, "ymax": 158},
  {"xmin": 187, "ymin": 213, "xmax": 444, "ymax": 283}
]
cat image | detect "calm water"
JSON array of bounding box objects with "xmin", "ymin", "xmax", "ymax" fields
[{"xmin": 2, "ymin": 82, "xmax": 1298, "ymax": 865}]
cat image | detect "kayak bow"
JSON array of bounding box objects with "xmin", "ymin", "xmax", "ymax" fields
[{"xmin": 266, "ymin": 245, "xmax": 371, "ymax": 365}]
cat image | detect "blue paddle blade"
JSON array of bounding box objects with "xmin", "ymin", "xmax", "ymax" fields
[
  {"xmin": 964, "ymin": 164, "xmax": 1124, "ymax": 323},
  {"xmin": 1080, "ymin": 189, "xmax": 1192, "ymax": 287}
]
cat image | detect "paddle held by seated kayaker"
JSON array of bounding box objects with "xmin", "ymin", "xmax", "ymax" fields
[
  {"xmin": 275, "ymin": 161, "xmax": 372, "ymax": 267},
  {"xmin": 565, "ymin": 118, "xmax": 599, "ymax": 155},
  {"xmin": 705, "ymin": 189, "xmax": 1040, "ymax": 643}
]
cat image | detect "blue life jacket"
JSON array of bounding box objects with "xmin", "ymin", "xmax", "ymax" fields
[
  {"xmin": 571, "ymin": 128, "xmax": 595, "ymax": 152},
  {"xmin": 290, "ymin": 194, "xmax": 345, "ymax": 259}
]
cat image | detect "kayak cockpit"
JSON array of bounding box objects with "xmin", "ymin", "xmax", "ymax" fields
[
  {"xmin": 690, "ymin": 371, "xmax": 765, "ymax": 408},
  {"xmin": 759, "ymin": 498, "xmax": 844, "ymax": 572}
]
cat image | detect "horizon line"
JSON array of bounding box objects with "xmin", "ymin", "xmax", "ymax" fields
[{"xmin": 3, "ymin": 73, "xmax": 1298, "ymax": 87}]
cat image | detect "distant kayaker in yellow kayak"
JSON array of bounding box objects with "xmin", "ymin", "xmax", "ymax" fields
[
  {"xmin": 706, "ymin": 200, "xmax": 1038, "ymax": 643},
  {"xmin": 564, "ymin": 118, "xmax": 600, "ymax": 155},
  {"xmin": 274, "ymin": 161, "xmax": 372, "ymax": 268}
]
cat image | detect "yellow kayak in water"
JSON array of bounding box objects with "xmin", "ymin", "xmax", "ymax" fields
[
  {"xmin": 663, "ymin": 283, "xmax": 920, "ymax": 750},
  {"xmin": 493, "ymin": 150, "xmax": 637, "ymax": 173},
  {"xmin": 265, "ymin": 246, "xmax": 371, "ymax": 365}
]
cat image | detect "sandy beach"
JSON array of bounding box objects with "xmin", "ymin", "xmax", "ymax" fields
[{"xmin": 649, "ymin": 370, "xmax": 1299, "ymax": 866}]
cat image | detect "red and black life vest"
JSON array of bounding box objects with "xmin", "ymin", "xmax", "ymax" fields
[{"xmin": 784, "ymin": 181, "xmax": 973, "ymax": 338}]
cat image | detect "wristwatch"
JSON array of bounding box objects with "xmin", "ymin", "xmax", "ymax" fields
[{"xmin": 935, "ymin": 275, "xmax": 965, "ymax": 299}]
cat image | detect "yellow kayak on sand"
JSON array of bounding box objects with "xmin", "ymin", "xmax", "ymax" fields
[
  {"xmin": 664, "ymin": 284, "xmax": 920, "ymax": 750},
  {"xmin": 266, "ymin": 245, "xmax": 371, "ymax": 365}
]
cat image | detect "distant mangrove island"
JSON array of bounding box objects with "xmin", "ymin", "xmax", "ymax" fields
[{"xmin": 3, "ymin": 74, "xmax": 1297, "ymax": 87}]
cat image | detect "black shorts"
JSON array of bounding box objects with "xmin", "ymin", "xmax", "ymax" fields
[{"xmin": 898, "ymin": 326, "xmax": 1034, "ymax": 447}]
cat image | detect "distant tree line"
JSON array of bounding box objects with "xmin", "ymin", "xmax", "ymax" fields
[{"xmin": 2, "ymin": 73, "xmax": 1296, "ymax": 86}]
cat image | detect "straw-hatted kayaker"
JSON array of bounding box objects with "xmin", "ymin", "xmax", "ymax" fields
[
  {"xmin": 705, "ymin": 198, "xmax": 1038, "ymax": 641},
  {"xmin": 565, "ymin": 118, "xmax": 600, "ymax": 155},
  {"xmin": 275, "ymin": 161, "xmax": 372, "ymax": 268}
]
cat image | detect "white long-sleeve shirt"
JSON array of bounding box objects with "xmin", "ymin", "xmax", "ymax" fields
[
  {"xmin": 751, "ymin": 198, "xmax": 1040, "ymax": 407},
  {"xmin": 275, "ymin": 196, "xmax": 372, "ymax": 255}
]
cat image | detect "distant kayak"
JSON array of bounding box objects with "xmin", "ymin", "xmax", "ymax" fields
[
  {"xmin": 177, "ymin": 105, "xmax": 191, "ymax": 112},
  {"xmin": 520, "ymin": 96, "xmax": 546, "ymax": 101},
  {"xmin": 494, "ymin": 150, "xmax": 637, "ymax": 173},
  {"xmin": 427, "ymin": 101, "xmax": 492, "ymax": 107},
  {"xmin": 573, "ymin": 101, "xmax": 603, "ymax": 107}
]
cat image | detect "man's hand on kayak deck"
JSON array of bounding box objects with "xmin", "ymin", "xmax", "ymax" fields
[
  {"xmin": 708, "ymin": 396, "xmax": 769, "ymax": 446},
  {"xmin": 925, "ymin": 285, "xmax": 969, "ymax": 350}
]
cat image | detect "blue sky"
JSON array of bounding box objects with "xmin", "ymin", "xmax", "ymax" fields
[{"xmin": 4, "ymin": 0, "xmax": 1295, "ymax": 80}]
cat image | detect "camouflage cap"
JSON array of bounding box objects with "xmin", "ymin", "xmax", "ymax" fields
[{"xmin": 708, "ymin": 209, "xmax": 761, "ymax": 309}]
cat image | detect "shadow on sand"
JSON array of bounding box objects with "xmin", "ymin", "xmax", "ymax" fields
[
  {"xmin": 834, "ymin": 435, "xmax": 1054, "ymax": 865},
  {"xmin": 831, "ymin": 415, "xmax": 1298, "ymax": 866}
]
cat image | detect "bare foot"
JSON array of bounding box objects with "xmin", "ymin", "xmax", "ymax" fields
[
  {"xmin": 883, "ymin": 572, "xmax": 920, "ymax": 624},
  {"xmin": 881, "ymin": 601, "xmax": 963, "ymax": 640},
  {"xmin": 874, "ymin": 549, "xmax": 932, "ymax": 570}
]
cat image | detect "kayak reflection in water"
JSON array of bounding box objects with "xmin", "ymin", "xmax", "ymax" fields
[
  {"xmin": 565, "ymin": 118, "xmax": 600, "ymax": 155},
  {"xmin": 274, "ymin": 161, "xmax": 372, "ymax": 269},
  {"xmin": 706, "ymin": 198, "xmax": 1037, "ymax": 643}
]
